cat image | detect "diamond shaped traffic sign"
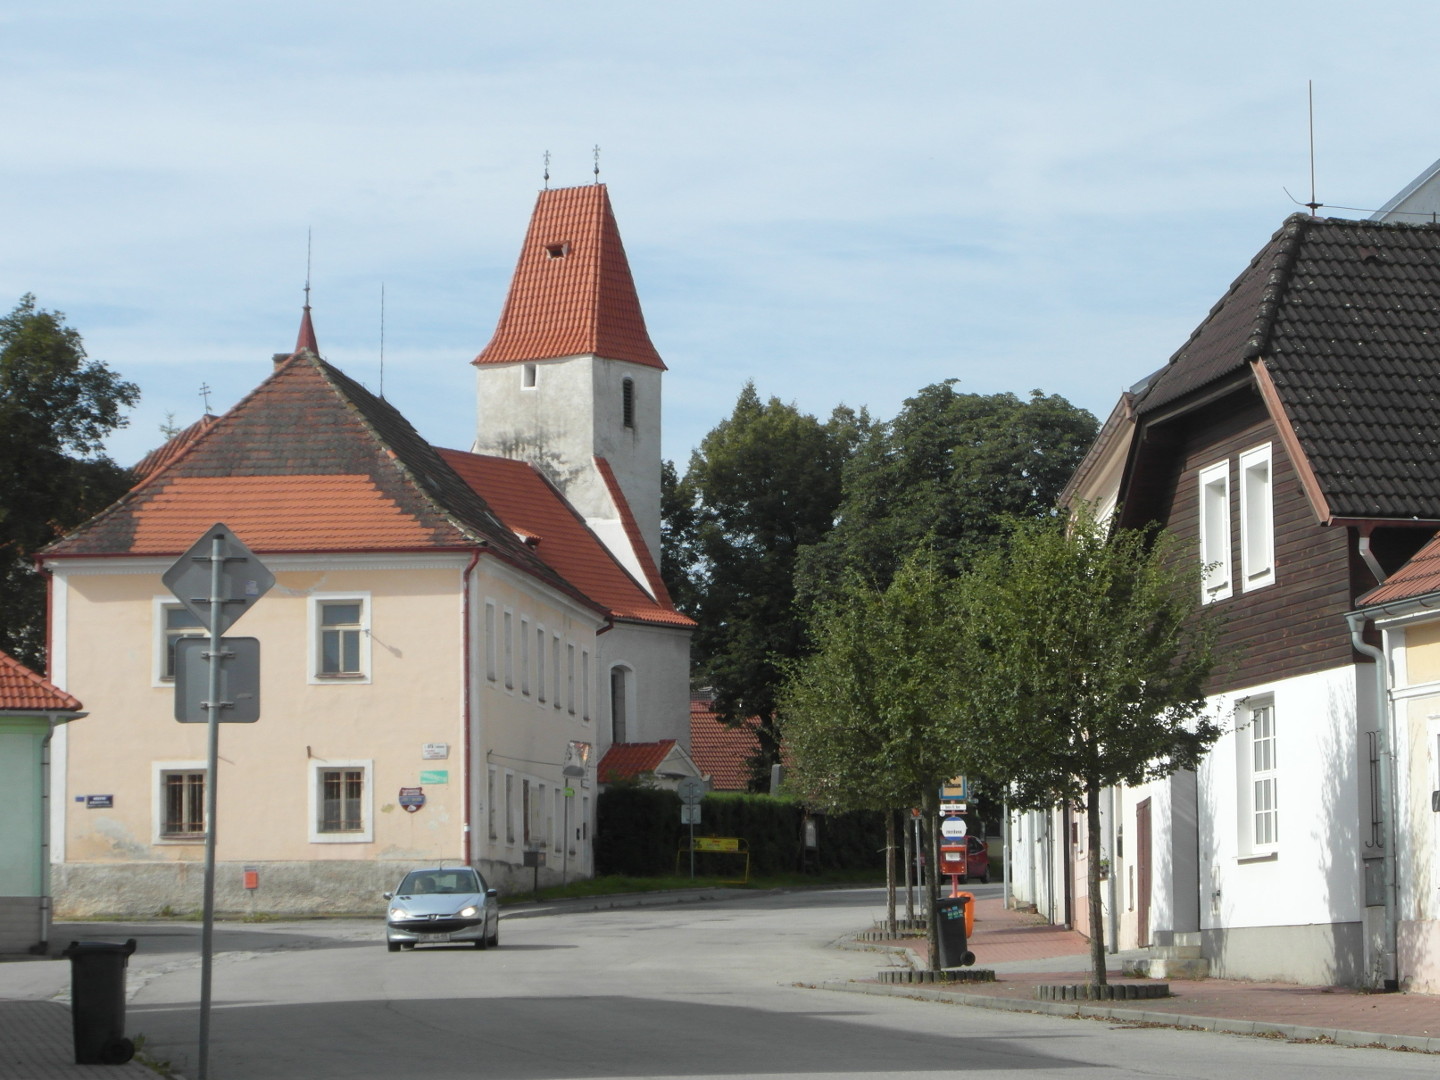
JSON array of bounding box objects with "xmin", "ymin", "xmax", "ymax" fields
[{"xmin": 162, "ymin": 524, "xmax": 274, "ymax": 635}]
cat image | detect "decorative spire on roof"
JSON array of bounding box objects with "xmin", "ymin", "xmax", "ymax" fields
[
  {"xmin": 473, "ymin": 184, "xmax": 665, "ymax": 370},
  {"xmin": 295, "ymin": 303, "xmax": 319, "ymax": 356}
]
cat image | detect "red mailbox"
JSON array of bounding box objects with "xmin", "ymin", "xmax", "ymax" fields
[{"xmin": 940, "ymin": 843, "xmax": 967, "ymax": 894}]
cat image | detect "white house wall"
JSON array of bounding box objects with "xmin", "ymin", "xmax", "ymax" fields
[{"xmin": 1196, "ymin": 665, "xmax": 1367, "ymax": 984}]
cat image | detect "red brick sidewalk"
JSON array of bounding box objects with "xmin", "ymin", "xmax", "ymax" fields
[{"xmin": 865, "ymin": 896, "xmax": 1440, "ymax": 1046}]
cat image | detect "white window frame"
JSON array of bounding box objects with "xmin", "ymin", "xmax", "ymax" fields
[
  {"xmin": 484, "ymin": 601, "xmax": 497, "ymax": 683},
  {"xmin": 581, "ymin": 649, "xmax": 591, "ymax": 720},
  {"xmin": 152, "ymin": 760, "xmax": 208, "ymax": 843},
  {"xmin": 552, "ymin": 633, "xmax": 563, "ymax": 711},
  {"xmin": 610, "ymin": 665, "xmax": 632, "ymax": 744},
  {"xmin": 567, "ymin": 644, "xmax": 577, "ymax": 715},
  {"xmin": 308, "ymin": 759, "xmax": 374, "ymax": 843},
  {"xmin": 1198, "ymin": 461, "xmax": 1232, "ymax": 603},
  {"xmin": 1239, "ymin": 443, "xmax": 1275, "ymax": 591},
  {"xmin": 505, "ymin": 772, "xmax": 516, "ymax": 845},
  {"xmin": 536, "ymin": 626, "xmax": 546, "ymax": 703},
  {"xmin": 503, "ymin": 610, "xmax": 514, "ymax": 690},
  {"xmin": 308, "ymin": 593, "xmax": 372, "ymax": 684},
  {"xmin": 520, "ymin": 617, "xmax": 530, "ymax": 696},
  {"xmin": 487, "ymin": 766, "xmax": 498, "ymax": 841},
  {"xmin": 1236, "ymin": 698, "xmax": 1278, "ymax": 858},
  {"xmin": 153, "ymin": 598, "xmax": 206, "ymax": 687}
]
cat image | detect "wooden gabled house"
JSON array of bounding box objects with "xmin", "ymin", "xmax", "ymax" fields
[{"xmin": 1022, "ymin": 213, "xmax": 1440, "ymax": 988}]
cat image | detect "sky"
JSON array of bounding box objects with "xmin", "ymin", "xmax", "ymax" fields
[{"xmin": 7, "ymin": 2, "xmax": 1440, "ymax": 473}]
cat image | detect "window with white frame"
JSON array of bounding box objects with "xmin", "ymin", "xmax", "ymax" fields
[
  {"xmin": 503, "ymin": 611, "xmax": 514, "ymax": 689},
  {"xmin": 309, "ymin": 760, "xmax": 373, "ymax": 843},
  {"xmin": 310, "ymin": 595, "xmax": 370, "ymax": 681},
  {"xmin": 610, "ymin": 666, "xmax": 631, "ymax": 744},
  {"xmin": 552, "ymin": 633, "xmax": 562, "ymax": 711},
  {"xmin": 1239, "ymin": 443, "xmax": 1275, "ymax": 591},
  {"xmin": 1198, "ymin": 461, "xmax": 1232, "ymax": 603},
  {"xmin": 536, "ymin": 627, "xmax": 546, "ymax": 702},
  {"xmin": 520, "ymin": 618, "xmax": 530, "ymax": 695},
  {"xmin": 157, "ymin": 765, "xmax": 206, "ymax": 839},
  {"xmin": 581, "ymin": 649, "xmax": 591, "ymax": 720},
  {"xmin": 522, "ymin": 778, "xmax": 532, "ymax": 844},
  {"xmin": 505, "ymin": 773, "xmax": 515, "ymax": 844},
  {"xmin": 488, "ymin": 767, "xmax": 498, "ymax": 840},
  {"xmin": 484, "ymin": 602, "xmax": 497, "ymax": 682},
  {"xmin": 156, "ymin": 602, "xmax": 205, "ymax": 683},
  {"xmin": 1237, "ymin": 699, "xmax": 1278, "ymax": 855},
  {"xmin": 567, "ymin": 644, "xmax": 576, "ymax": 715}
]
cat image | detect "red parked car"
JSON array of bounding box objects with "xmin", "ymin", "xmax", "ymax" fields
[{"xmin": 960, "ymin": 835, "xmax": 990, "ymax": 884}]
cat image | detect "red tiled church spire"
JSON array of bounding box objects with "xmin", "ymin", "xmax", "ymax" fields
[
  {"xmin": 474, "ymin": 184, "xmax": 665, "ymax": 370},
  {"xmin": 295, "ymin": 303, "xmax": 319, "ymax": 356}
]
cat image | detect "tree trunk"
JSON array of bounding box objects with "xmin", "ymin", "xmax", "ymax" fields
[
  {"xmin": 924, "ymin": 787, "xmax": 942, "ymax": 972},
  {"xmin": 903, "ymin": 810, "xmax": 915, "ymax": 925},
  {"xmin": 885, "ymin": 810, "xmax": 897, "ymax": 935},
  {"xmin": 1086, "ymin": 782, "xmax": 1107, "ymax": 986}
]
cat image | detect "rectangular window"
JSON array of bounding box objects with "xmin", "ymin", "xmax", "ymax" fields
[
  {"xmin": 1198, "ymin": 462, "xmax": 1232, "ymax": 603},
  {"xmin": 161, "ymin": 770, "xmax": 206, "ymax": 837},
  {"xmin": 156, "ymin": 601, "xmax": 205, "ymax": 684},
  {"xmin": 582, "ymin": 650, "xmax": 591, "ymax": 720},
  {"xmin": 520, "ymin": 618, "xmax": 530, "ymax": 695},
  {"xmin": 505, "ymin": 773, "xmax": 515, "ymax": 844},
  {"xmin": 484, "ymin": 602, "xmax": 497, "ymax": 682},
  {"xmin": 310, "ymin": 595, "xmax": 370, "ymax": 682},
  {"xmin": 536, "ymin": 628, "xmax": 546, "ymax": 702},
  {"xmin": 308, "ymin": 760, "xmax": 373, "ymax": 843},
  {"xmin": 1237, "ymin": 699, "xmax": 1278, "ymax": 855},
  {"xmin": 503, "ymin": 611, "xmax": 514, "ymax": 690},
  {"xmin": 567, "ymin": 644, "xmax": 576, "ymax": 715},
  {"xmin": 553, "ymin": 788, "xmax": 563, "ymax": 853},
  {"xmin": 1239, "ymin": 443, "xmax": 1275, "ymax": 590},
  {"xmin": 320, "ymin": 768, "xmax": 364, "ymax": 832},
  {"xmin": 522, "ymin": 778, "xmax": 532, "ymax": 845},
  {"xmin": 488, "ymin": 767, "xmax": 498, "ymax": 840},
  {"xmin": 552, "ymin": 634, "xmax": 562, "ymax": 710}
]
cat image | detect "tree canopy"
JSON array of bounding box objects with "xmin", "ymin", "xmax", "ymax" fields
[
  {"xmin": 960, "ymin": 510, "xmax": 1223, "ymax": 982},
  {"xmin": 663, "ymin": 382, "xmax": 866, "ymax": 786},
  {"xmin": 0, "ymin": 295, "xmax": 138, "ymax": 669},
  {"xmin": 798, "ymin": 381, "xmax": 1096, "ymax": 600}
]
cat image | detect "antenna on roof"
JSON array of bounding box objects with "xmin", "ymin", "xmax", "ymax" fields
[
  {"xmin": 593, "ymin": 144, "xmax": 601, "ymax": 184},
  {"xmin": 199, "ymin": 382, "xmax": 213, "ymax": 413},
  {"xmin": 543, "ymin": 150, "xmax": 550, "ymax": 190},
  {"xmin": 1306, "ymin": 81, "xmax": 1322, "ymax": 216},
  {"xmin": 379, "ymin": 282, "xmax": 386, "ymax": 400}
]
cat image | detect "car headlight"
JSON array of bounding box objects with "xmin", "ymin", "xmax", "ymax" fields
[
  {"xmin": 458, "ymin": 906, "xmax": 478, "ymax": 918},
  {"xmin": 389, "ymin": 908, "xmax": 406, "ymax": 920}
]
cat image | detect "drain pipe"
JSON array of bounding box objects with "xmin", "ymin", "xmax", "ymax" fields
[{"xmin": 1347, "ymin": 609, "xmax": 1399, "ymax": 991}]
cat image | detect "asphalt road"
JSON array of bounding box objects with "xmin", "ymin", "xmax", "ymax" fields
[{"xmin": 36, "ymin": 887, "xmax": 1440, "ymax": 1079}]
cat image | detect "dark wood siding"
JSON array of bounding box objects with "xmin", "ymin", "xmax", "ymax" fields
[{"xmin": 1132, "ymin": 391, "xmax": 1361, "ymax": 695}]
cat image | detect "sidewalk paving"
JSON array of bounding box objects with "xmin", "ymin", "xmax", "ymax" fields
[{"xmin": 827, "ymin": 894, "xmax": 1440, "ymax": 1053}]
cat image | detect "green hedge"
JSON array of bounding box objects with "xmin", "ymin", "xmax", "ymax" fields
[{"xmin": 595, "ymin": 785, "xmax": 885, "ymax": 878}]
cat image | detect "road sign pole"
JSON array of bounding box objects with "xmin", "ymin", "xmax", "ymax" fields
[{"xmin": 198, "ymin": 532, "xmax": 224, "ymax": 1080}]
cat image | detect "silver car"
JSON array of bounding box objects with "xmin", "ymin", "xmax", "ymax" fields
[{"xmin": 384, "ymin": 866, "xmax": 500, "ymax": 951}]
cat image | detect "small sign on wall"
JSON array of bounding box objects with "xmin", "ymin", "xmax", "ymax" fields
[
  {"xmin": 399, "ymin": 787, "xmax": 426, "ymax": 813},
  {"xmin": 419, "ymin": 770, "xmax": 448, "ymax": 785},
  {"xmin": 81, "ymin": 795, "xmax": 114, "ymax": 809},
  {"xmin": 422, "ymin": 743, "xmax": 449, "ymax": 760}
]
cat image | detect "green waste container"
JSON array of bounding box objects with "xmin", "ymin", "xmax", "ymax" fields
[
  {"xmin": 62, "ymin": 938, "xmax": 137, "ymax": 1065},
  {"xmin": 933, "ymin": 896, "xmax": 975, "ymax": 969}
]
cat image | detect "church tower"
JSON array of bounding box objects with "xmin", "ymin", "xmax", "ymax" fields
[{"xmin": 472, "ymin": 184, "xmax": 666, "ymax": 598}]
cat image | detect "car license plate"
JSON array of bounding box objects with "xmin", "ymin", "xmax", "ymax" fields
[{"xmin": 418, "ymin": 932, "xmax": 450, "ymax": 943}]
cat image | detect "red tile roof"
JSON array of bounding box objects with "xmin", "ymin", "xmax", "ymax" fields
[
  {"xmin": 1358, "ymin": 532, "xmax": 1440, "ymax": 607},
  {"xmin": 598, "ymin": 739, "xmax": 678, "ymax": 783},
  {"xmin": 132, "ymin": 413, "xmax": 218, "ymax": 484},
  {"xmin": 689, "ymin": 696, "xmax": 761, "ymax": 791},
  {"xmin": 594, "ymin": 456, "xmax": 671, "ymax": 606},
  {"xmin": 439, "ymin": 449, "xmax": 693, "ymax": 628},
  {"xmin": 45, "ymin": 354, "xmax": 589, "ymax": 614},
  {"xmin": 0, "ymin": 649, "xmax": 82, "ymax": 713},
  {"xmin": 474, "ymin": 184, "xmax": 665, "ymax": 371}
]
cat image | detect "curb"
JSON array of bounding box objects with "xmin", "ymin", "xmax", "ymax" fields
[{"xmin": 814, "ymin": 980, "xmax": 1440, "ymax": 1054}]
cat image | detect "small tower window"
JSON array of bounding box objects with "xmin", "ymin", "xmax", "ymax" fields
[
  {"xmin": 522, "ymin": 363, "xmax": 537, "ymax": 389},
  {"xmin": 622, "ymin": 378, "xmax": 635, "ymax": 429},
  {"xmin": 545, "ymin": 242, "xmax": 570, "ymax": 260}
]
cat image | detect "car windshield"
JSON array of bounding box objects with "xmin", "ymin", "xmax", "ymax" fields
[{"xmin": 399, "ymin": 869, "xmax": 482, "ymax": 895}]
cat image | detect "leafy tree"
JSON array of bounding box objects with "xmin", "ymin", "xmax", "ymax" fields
[
  {"xmin": 960, "ymin": 510, "xmax": 1223, "ymax": 985},
  {"xmin": 798, "ymin": 381, "xmax": 1096, "ymax": 601},
  {"xmin": 781, "ymin": 552, "xmax": 970, "ymax": 960},
  {"xmin": 0, "ymin": 295, "xmax": 138, "ymax": 669},
  {"xmin": 671, "ymin": 383, "xmax": 867, "ymax": 787}
]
